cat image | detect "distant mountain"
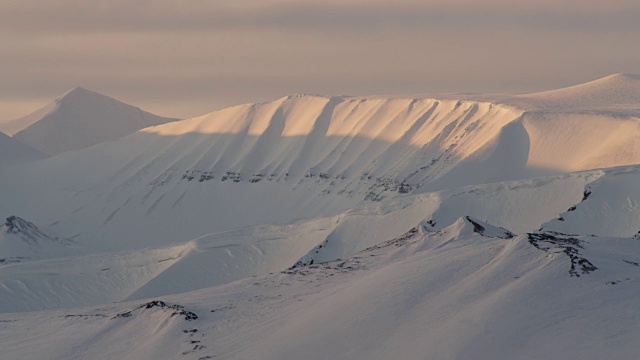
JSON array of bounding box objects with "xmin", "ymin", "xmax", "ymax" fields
[
  {"xmin": 11, "ymin": 87, "xmax": 178, "ymax": 155},
  {"xmin": 0, "ymin": 130, "xmax": 45, "ymax": 165}
]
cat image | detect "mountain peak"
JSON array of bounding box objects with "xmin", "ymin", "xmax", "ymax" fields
[
  {"xmin": 10, "ymin": 89, "xmax": 178, "ymax": 156},
  {"xmin": 60, "ymin": 86, "xmax": 97, "ymax": 97},
  {"xmin": 443, "ymin": 216, "xmax": 515, "ymax": 239},
  {"xmin": 56, "ymin": 86, "xmax": 120, "ymax": 104}
]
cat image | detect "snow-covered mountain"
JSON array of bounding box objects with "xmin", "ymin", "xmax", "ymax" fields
[
  {"xmin": 2, "ymin": 216, "xmax": 639, "ymax": 359},
  {"xmin": 2, "ymin": 74, "xmax": 640, "ymax": 359},
  {"xmin": 10, "ymin": 87, "xmax": 178, "ymax": 155},
  {"xmin": 0, "ymin": 130, "xmax": 45, "ymax": 165}
]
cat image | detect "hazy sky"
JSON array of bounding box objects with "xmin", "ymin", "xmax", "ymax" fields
[{"xmin": 2, "ymin": 0, "xmax": 640, "ymax": 122}]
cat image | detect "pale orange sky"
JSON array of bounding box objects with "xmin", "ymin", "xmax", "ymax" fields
[{"xmin": 2, "ymin": 0, "xmax": 640, "ymax": 123}]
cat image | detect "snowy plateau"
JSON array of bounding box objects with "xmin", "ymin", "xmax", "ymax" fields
[{"xmin": 1, "ymin": 74, "xmax": 640, "ymax": 359}]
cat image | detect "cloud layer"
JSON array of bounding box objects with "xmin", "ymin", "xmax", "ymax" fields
[{"xmin": 2, "ymin": 0, "xmax": 640, "ymax": 121}]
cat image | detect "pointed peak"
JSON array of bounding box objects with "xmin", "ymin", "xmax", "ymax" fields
[
  {"xmin": 66, "ymin": 86, "xmax": 91, "ymax": 94},
  {"xmin": 3, "ymin": 216, "xmax": 38, "ymax": 235},
  {"xmin": 443, "ymin": 216, "xmax": 515, "ymax": 239},
  {"xmin": 56, "ymin": 86, "xmax": 113, "ymax": 102}
]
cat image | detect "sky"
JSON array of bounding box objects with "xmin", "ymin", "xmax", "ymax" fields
[{"xmin": 2, "ymin": 0, "xmax": 640, "ymax": 123}]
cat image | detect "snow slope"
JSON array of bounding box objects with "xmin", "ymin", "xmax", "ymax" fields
[
  {"xmin": 515, "ymin": 73, "xmax": 640, "ymax": 114},
  {"xmin": 2, "ymin": 164, "xmax": 639, "ymax": 313},
  {"xmin": 11, "ymin": 87, "xmax": 178, "ymax": 155},
  {"xmin": 2, "ymin": 74, "xmax": 640, "ymax": 358},
  {"xmin": 2, "ymin": 217, "xmax": 639, "ymax": 359},
  {"xmin": 0, "ymin": 131, "xmax": 45, "ymax": 165}
]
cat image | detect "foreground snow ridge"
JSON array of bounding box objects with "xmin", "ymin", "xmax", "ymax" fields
[
  {"xmin": 2, "ymin": 74, "xmax": 640, "ymax": 359},
  {"xmin": 2, "ymin": 217, "xmax": 639, "ymax": 359}
]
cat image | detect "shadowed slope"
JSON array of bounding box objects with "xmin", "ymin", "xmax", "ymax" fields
[{"xmin": 0, "ymin": 131, "xmax": 45, "ymax": 165}]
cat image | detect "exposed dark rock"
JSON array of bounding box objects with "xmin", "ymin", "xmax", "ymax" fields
[
  {"xmin": 249, "ymin": 174, "xmax": 264, "ymax": 183},
  {"xmin": 363, "ymin": 227, "xmax": 420, "ymax": 251},
  {"xmin": 466, "ymin": 217, "xmax": 485, "ymax": 234},
  {"xmin": 114, "ymin": 300, "xmax": 198, "ymax": 321},
  {"xmin": 465, "ymin": 217, "xmax": 514, "ymax": 239},
  {"xmin": 2, "ymin": 216, "xmax": 67, "ymax": 245},
  {"xmin": 63, "ymin": 314, "xmax": 107, "ymax": 319},
  {"xmin": 527, "ymin": 233, "xmax": 597, "ymax": 277},
  {"xmin": 623, "ymin": 260, "xmax": 640, "ymax": 267}
]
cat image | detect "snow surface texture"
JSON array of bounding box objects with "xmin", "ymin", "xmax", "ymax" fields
[
  {"xmin": 10, "ymin": 87, "xmax": 179, "ymax": 155},
  {"xmin": 2, "ymin": 74, "xmax": 640, "ymax": 359},
  {"xmin": 2, "ymin": 217, "xmax": 639, "ymax": 359}
]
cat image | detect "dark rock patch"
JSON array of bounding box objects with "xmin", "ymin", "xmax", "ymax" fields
[{"xmin": 528, "ymin": 233, "xmax": 597, "ymax": 277}]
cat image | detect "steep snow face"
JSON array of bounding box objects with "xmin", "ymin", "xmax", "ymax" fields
[
  {"xmin": 141, "ymin": 95, "xmax": 528, "ymax": 192},
  {"xmin": 11, "ymin": 87, "xmax": 178, "ymax": 155},
  {"xmin": 0, "ymin": 131, "xmax": 45, "ymax": 165}
]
